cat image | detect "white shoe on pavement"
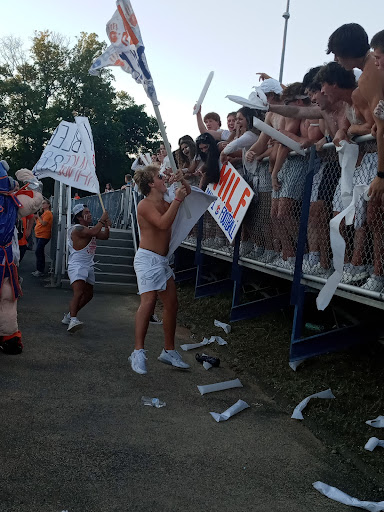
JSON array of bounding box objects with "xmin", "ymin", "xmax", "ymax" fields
[
  {"xmin": 62, "ymin": 312, "xmax": 71, "ymax": 325},
  {"xmin": 129, "ymin": 349, "xmax": 148, "ymax": 375},
  {"xmin": 67, "ymin": 318, "xmax": 83, "ymax": 333},
  {"xmin": 31, "ymin": 270, "xmax": 44, "ymax": 277},
  {"xmin": 149, "ymin": 314, "xmax": 163, "ymax": 325},
  {"xmin": 158, "ymin": 349, "xmax": 190, "ymax": 369}
]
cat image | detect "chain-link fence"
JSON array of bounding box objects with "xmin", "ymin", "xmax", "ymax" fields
[
  {"xmin": 72, "ymin": 188, "xmax": 131, "ymax": 229},
  {"xmin": 181, "ymin": 136, "xmax": 384, "ymax": 305}
]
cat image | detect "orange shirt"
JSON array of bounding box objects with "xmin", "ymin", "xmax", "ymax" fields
[{"xmin": 34, "ymin": 210, "xmax": 53, "ymax": 239}]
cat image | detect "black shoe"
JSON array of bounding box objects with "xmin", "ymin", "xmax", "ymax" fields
[
  {"xmin": 0, "ymin": 337, "xmax": 23, "ymax": 355},
  {"xmin": 195, "ymin": 353, "xmax": 220, "ymax": 367}
]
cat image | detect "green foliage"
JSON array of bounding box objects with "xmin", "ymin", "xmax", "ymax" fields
[{"xmin": 0, "ymin": 31, "xmax": 161, "ymax": 195}]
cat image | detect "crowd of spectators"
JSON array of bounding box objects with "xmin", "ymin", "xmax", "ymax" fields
[{"xmin": 130, "ymin": 24, "xmax": 384, "ymax": 294}]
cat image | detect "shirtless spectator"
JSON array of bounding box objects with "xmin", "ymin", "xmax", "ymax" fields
[
  {"xmin": 326, "ymin": 24, "xmax": 384, "ymax": 207},
  {"xmin": 245, "ymin": 78, "xmax": 284, "ymax": 172},
  {"xmin": 371, "ymin": 30, "xmax": 384, "ymax": 71},
  {"xmin": 128, "ymin": 167, "xmax": 191, "ymax": 374},
  {"xmin": 317, "ymin": 60, "xmax": 381, "ymax": 288},
  {"xmin": 268, "ymin": 83, "xmax": 323, "ymax": 270}
]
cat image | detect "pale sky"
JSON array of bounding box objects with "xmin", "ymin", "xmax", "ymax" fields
[{"xmin": 1, "ymin": 0, "xmax": 383, "ymax": 151}]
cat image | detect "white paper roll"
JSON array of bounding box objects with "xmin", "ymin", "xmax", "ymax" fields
[
  {"xmin": 193, "ymin": 71, "xmax": 214, "ymax": 115},
  {"xmin": 197, "ymin": 378, "xmax": 243, "ymax": 396},
  {"xmin": 252, "ymin": 117, "xmax": 306, "ymax": 156}
]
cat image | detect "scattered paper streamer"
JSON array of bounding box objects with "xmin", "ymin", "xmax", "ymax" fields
[
  {"xmin": 214, "ymin": 319, "xmax": 231, "ymax": 334},
  {"xmin": 365, "ymin": 437, "xmax": 384, "ymax": 452},
  {"xmin": 313, "ymin": 481, "xmax": 384, "ymax": 512},
  {"xmin": 289, "ymin": 359, "xmax": 305, "ymax": 371},
  {"xmin": 210, "ymin": 399, "xmax": 250, "ymax": 422},
  {"xmin": 316, "ymin": 184, "xmax": 368, "ymax": 310},
  {"xmin": 203, "ymin": 361, "xmax": 212, "ymax": 370},
  {"xmin": 180, "ymin": 336, "xmax": 227, "ymax": 351},
  {"xmin": 215, "ymin": 336, "xmax": 227, "ymax": 346},
  {"xmin": 366, "ymin": 416, "xmax": 384, "ymax": 428},
  {"xmin": 197, "ymin": 378, "xmax": 243, "ymax": 396},
  {"xmin": 291, "ymin": 389, "xmax": 335, "ymax": 420},
  {"xmin": 180, "ymin": 338, "xmax": 213, "ymax": 351}
]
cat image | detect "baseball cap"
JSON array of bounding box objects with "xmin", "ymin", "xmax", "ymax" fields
[{"xmin": 72, "ymin": 204, "xmax": 85, "ymax": 216}]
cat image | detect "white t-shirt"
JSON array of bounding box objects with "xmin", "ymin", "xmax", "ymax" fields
[
  {"xmin": 221, "ymin": 129, "xmax": 231, "ymax": 141},
  {"xmin": 223, "ymin": 131, "xmax": 259, "ymax": 154}
]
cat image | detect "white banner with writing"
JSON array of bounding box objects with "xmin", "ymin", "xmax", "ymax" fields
[
  {"xmin": 33, "ymin": 117, "xmax": 100, "ymax": 194},
  {"xmin": 205, "ymin": 163, "xmax": 254, "ymax": 243}
]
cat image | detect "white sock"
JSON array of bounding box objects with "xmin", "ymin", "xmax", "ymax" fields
[
  {"xmin": 70, "ymin": 316, "xmax": 77, "ymax": 321},
  {"xmin": 134, "ymin": 349, "xmax": 144, "ymax": 353}
]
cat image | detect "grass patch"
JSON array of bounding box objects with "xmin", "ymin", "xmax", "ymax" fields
[{"xmin": 177, "ymin": 282, "xmax": 384, "ymax": 484}]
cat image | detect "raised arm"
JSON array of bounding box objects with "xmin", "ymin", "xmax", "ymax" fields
[
  {"xmin": 138, "ymin": 187, "xmax": 188, "ymax": 230},
  {"xmin": 269, "ymin": 104, "xmax": 322, "ymax": 119}
]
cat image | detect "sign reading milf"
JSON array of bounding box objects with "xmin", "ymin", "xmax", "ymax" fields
[{"xmin": 205, "ymin": 163, "xmax": 254, "ymax": 243}]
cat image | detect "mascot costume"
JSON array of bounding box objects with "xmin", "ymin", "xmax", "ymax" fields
[{"xmin": 0, "ymin": 160, "xmax": 43, "ymax": 354}]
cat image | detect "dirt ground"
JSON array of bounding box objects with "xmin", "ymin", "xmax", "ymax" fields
[{"xmin": 176, "ymin": 281, "xmax": 384, "ymax": 489}]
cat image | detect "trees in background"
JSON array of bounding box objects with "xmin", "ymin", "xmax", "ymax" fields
[{"xmin": 0, "ymin": 31, "xmax": 161, "ymax": 195}]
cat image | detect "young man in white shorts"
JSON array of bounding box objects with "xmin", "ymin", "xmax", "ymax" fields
[
  {"xmin": 62, "ymin": 204, "xmax": 110, "ymax": 333},
  {"xmin": 129, "ymin": 166, "xmax": 191, "ymax": 375}
]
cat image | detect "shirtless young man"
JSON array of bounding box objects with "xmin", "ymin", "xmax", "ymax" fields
[
  {"xmin": 63, "ymin": 205, "xmax": 110, "ymax": 333},
  {"xmin": 245, "ymin": 78, "xmax": 284, "ymax": 170},
  {"xmin": 326, "ymin": 24, "xmax": 384, "ymax": 206},
  {"xmin": 265, "ymin": 83, "xmax": 323, "ymax": 269},
  {"xmin": 129, "ymin": 166, "xmax": 191, "ymax": 375},
  {"xmin": 315, "ymin": 62, "xmax": 378, "ymax": 285}
]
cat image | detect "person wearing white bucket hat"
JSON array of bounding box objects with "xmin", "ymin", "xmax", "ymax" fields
[{"xmin": 62, "ymin": 204, "xmax": 110, "ymax": 333}]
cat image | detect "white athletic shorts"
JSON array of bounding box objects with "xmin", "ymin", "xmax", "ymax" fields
[
  {"xmin": 134, "ymin": 248, "xmax": 174, "ymax": 295},
  {"xmin": 68, "ymin": 264, "xmax": 95, "ymax": 285}
]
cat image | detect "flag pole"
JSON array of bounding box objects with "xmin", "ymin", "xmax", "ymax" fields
[
  {"xmin": 152, "ymin": 103, "xmax": 191, "ymax": 218},
  {"xmin": 152, "ymin": 104, "xmax": 178, "ymax": 174},
  {"xmin": 98, "ymin": 193, "xmax": 106, "ymax": 212}
]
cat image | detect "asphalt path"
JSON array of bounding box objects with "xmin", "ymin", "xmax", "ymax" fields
[{"xmin": 0, "ymin": 252, "xmax": 369, "ymax": 511}]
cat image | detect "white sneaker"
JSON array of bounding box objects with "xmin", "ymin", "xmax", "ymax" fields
[
  {"xmin": 129, "ymin": 349, "xmax": 148, "ymax": 375},
  {"xmin": 158, "ymin": 349, "xmax": 190, "ymax": 369},
  {"xmin": 149, "ymin": 314, "xmax": 163, "ymax": 325},
  {"xmin": 341, "ymin": 264, "xmax": 369, "ymax": 284},
  {"xmin": 361, "ymin": 275, "xmax": 384, "ymax": 292},
  {"xmin": 310, "ymin": 264, "xmax": 333, "ymax": 278},
  {"xmin": 31, "ymin": 270, "xmax": 44, "ymax": 277},
  {"xmin": 62, "ymin": 312, "xmax": 71, "ymax": 325},
  {"xmin": 67, "ymin": 318, "xmax": 83, "ymax": 333},
  {"xmin": 257, "ymin": 249, "xmax": 278, "ymax": 264},
  {"xmin": 240, "ymin": 241, "xmax": 254, "ymax": 256}
]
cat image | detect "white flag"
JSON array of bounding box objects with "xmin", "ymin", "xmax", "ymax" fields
[
  {"xmin": 89, "ymin": 0, "xmax": 159, "ymax": 106},
  {"xmin": 33, "ymin": 117, "xmax": 100, "ymax": 194}
]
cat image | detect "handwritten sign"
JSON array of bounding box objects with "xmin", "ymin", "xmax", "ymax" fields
[
  {"xmin": 33, "ymin": 117, "xmax": 100, "ymax": 194},
  {"xmin": 205, "ymin": 163, "xmax": 254, "ymax": 243}
]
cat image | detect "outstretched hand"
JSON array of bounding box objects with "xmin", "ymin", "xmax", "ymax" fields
[{"xmin": 256, "ymin": 72, "xmax": 272, "ymax": 82}]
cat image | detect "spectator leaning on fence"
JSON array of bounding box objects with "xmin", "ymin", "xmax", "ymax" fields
[
  {"xmin": 326, "ymin": 24, "xmax": 384, "ymax": 208},
  {"xmin": 315, "ymin": 62, "xmax": 379, "ymax": 287}
]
